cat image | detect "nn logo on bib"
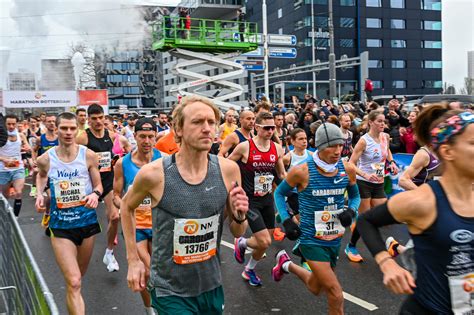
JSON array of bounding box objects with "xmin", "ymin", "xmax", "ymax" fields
[{"xmin": 183, "ymin": 220, "xmax": 215, "ymax": 235}]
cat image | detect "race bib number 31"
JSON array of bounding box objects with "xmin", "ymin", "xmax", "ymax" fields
[
  {"xmin": 97, "ymin": 152, "xmax": 112, "ymax": 172},
  {"xmin": 314, "ymin": 210, "xmax": 345, "ymax": 241},
  {"xmin": 54, "ymin": 179, "xmax": 86, "ymax": 209},
  {"xmin": 173, "ymin": 214, "xmax": 220, "ymax": 265}
]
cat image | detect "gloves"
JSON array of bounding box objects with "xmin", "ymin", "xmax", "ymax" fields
[
  {"xmin": 283, "ymin": 219, "xmax": 301, "ymax": 241},
  {"xmin": 338, "ymin": 207, "xmax": 356, "ymax": 227}
]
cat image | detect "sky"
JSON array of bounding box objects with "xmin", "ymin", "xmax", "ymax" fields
[{"xmin": 0, "ymin": 0, "xmax": 473, "ymax": 92}]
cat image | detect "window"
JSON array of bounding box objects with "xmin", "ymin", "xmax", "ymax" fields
[
  {"xmin": 367, "ymin": 39, "xmax": 382, "ymax": 47},
  {"xmin": 423, "ymin": 80, "xmax": 443, "ymax": 88},
  {"xmin": 392, "ymin": 60, "xmax": 406, "ymax": 68},
  {"xmin": 366, "ymin": 18, "xmax": 382, "ymax": 28},
  {"xmin": 315, "ymin": 16, "xmax": 328, "ymax": 28},
  {"xmin": 305, "ymin": 0, "xmax": 327, "ymax": 4},
  {"xmin": 368, "ymin": 60, "xmax": 382, "ymax": 68},
  {"xmin": 366, "ymin": 0, "xmax": 382, "ymax": 7},
  {"xmin": 391, "ymin": 40, "xmax": 406, "ymax": 48},
  {"xmin": 278, "ymin": 8, "xmax": 282, "ymax": 19},
  {"xmin": 422, "ymin": 40, "xmax": 442, "ymax": 49},
  {"xmin": 391, "ymin": 19, "xmax": 405, "ymax": 29},
  {"xmin": 340, "ymin": 39, "xmax": 354, "ymax": 47},
  {"xmin": 340, "ymin": 0, "xmax": 355, "ymax": 6},
  {"xmin": 423, "ymin": 60, "xmax": 442, "ymax": 68},
  {"xmin": 422, "ymin": 0, "xmax": 441, "ymax": 10},
  {"xmin": 316, "ymin": 38, "xmax": 329, "ymax": 48},
  {"xmin": 278, "ymin": 28, "xmax": 283, "ymax": 35},
  {"xmin": 392, "ymin": 80, "xmax": 406, "ymax": 88},
  {"xmin": 390, "ymin": 0, "xmax": 404, "ymax": 8},
  {"xmin": 340, "ymin": 17, "xmax": 355, "ymax": 28},
  {"xmin": 373, "ymin": 81, "xmax": 383, "ymax": 88},
  {"xmin": 422, "ymin": 20, "xmax": 442, "ymax": 30}
]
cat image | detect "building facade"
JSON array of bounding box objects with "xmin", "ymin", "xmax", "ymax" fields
[
  {"xmin": 468, "ymin": 50, "xmax": 474, "ymax": 94},
  {"xmin": 39, "ymin": 59, "xmax": 75, "ymax": 90},
  {"xmin": 245, "ymin": 0, "xmax": 442, "ymax": 103},
  {"xmin": 8, "ymin": 70, "xmax": 36, "ymax": 90}
]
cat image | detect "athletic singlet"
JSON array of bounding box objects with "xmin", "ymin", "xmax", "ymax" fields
[
  {"xmin": 0, "ymin": 133, "xmax": 23, "ymax": 171},
  {"xmin": 150, "ymin": 154, "xmax": 227, "ymax": 297},
  {"xmin": 289, "ymin": 149, "xmax": 310, "ymax": 169},
  {"xmin": 112, "ymin": 133, "xmax": 125, "ymax": 157},
  {"xmin": 226, "ymin": 129, "xmax": 251, "ymax": 157},
  {"xmin": 298, "ymin": 157, "xmax": 349, "ymax": 247},
  {"xmin": 356, "ymin": 133, "xmax": 388, "ymax": 184},
  {"xmin": 122, "ymin": 149, "xmax": 162, "ymax": 229},
  {"xmin": 341, "ymin": 130, "xmax": 353, "ymax": 158},
  {"xmin": 86, "ymin": 129, "xmax": 114, "ymax": 181},
  {"xmin": 48, "ymin": 145, "xmax": 97, "ymax": 229},
  {"xmin": 157, "ymin": 124, "xmax": 169, "ymax": 133},
  {"xmin": 38, "ymin": 134, "xmax": 59, "ymax": 156},
  {"xmin": 220, "ymin": 123, "xmax": 237, "ymax": 140},
  {"xmin": 412, "ymin": 147, "xmax": 442, "ymax": 186},
  {"xmin": 276, "ymin": 128, "xmax": 288, "ymax": 146},
  {"xmin": 123, "ymin": 126, "xmax": 137, "ymax": 150},
  {"xmin": 411, "ymin": 180, "xmax": 474, "ymax": 314},
  {"xmin": 27, "ymin": 128, "xmax": 41, "ymax": 149},
  {"xmin": 239, "ymin": 139, "xmax": 278, "ymax": 197}
]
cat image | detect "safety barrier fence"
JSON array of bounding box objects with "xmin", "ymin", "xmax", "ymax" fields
[{"xmin": 0, "ymin": 195, "xmax": 58, "ymax": 315}]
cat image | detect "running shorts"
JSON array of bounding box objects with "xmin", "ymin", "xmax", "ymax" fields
[
  {"xmin": 399, "ymin": 295, "xmax": 437, "ymax": 315},
  {"xmin": 49, "ymin": 223, "xmax": 101, "ymax": 246},
  {"xmin": 356, "ymin": 179, "xmax": 386, "ymax": 199},
  {"xmin": 100, "ymin": 172, "xmax": 114, "ymax": 200},
  {"xmin": 247, "ymin": 194, "xmax": 275, "ymax": 233},
  {"xmin": 0, "ymin": 169, "xmax": 25, "ymax": 185},
  {"xmin": 150, "ymin": 286, "xmax": 224, "ymax": 315},
  {"xmin": 136, "ymin": 228, "xmax": 152, "ymax": 243},
  {"xmin": 299, "ymin": 243, "xmax": 341, "ymax": 268}
]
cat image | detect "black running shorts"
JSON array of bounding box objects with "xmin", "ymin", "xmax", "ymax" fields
[
  {"xmin": 357, "ymin": 179, "xmax": 386, "ymax": 199},
  {"xmin": 247, "ymin": 194, "xmax": 275, "ymax": 233},
  {"xmin": 49, "ymin": 223, "xmax": 101, "ymax": 246}
]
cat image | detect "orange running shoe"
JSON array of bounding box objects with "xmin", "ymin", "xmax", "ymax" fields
[
  {"xmin": 41, "ymin": 213, "xmax": 50, "ymax": 228},
  {"xmin": 273, "ymin": 227, "xmax": 286, "ymax": 242},
  {"xmin": 344, "ymin": 244, "xmax": 363, "ymax": 263},
  {"xmin": 386, "ymin": 236, "xmax": 400, "ymax": 257}
]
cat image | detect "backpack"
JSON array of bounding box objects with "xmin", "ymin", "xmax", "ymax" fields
[{"xmin": 0, "ymin": 114, "xmax": 7, "ymax": 147}]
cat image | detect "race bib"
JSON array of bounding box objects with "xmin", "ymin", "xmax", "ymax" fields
[
  {"xmin": 371, "ymin": 162, "xmax": 385, "ymax": 178},
  {"xmin": 448, "ymin": 273, "xmax": 474, "ymax": 315},
  {"xmin": 97, "ymin": 152, "xmax": 112, "ymax": 172},
  {"xmin": 173, "ymin": 214, "xmax": 219, "ymax": 265},
  {"xmin": 314, "ymin": 210, "xmax": 345, "ymax": 241},
  {"xmin": 54, "ymin": 178, "xmax": 87, "ymax": 209},
  {"xmin": 254, "ymin": 172, "xmax": 274, "ymax": 196}
]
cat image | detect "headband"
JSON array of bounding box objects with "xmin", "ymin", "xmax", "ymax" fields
[{"xmin": 430, "ymin": 111, "xmax": 474, "ymax": 149}]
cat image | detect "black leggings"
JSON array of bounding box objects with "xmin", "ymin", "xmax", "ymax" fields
[{"xmin": 399, "ymin": 296, "xmax": 437, "ymax": 315}]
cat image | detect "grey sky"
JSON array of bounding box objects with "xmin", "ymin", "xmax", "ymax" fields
[{"xmin": 1, "ymin": 0, "xmax": 473, "ymax": 92}]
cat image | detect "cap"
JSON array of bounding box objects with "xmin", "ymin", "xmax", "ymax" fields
[
  {"xmin": 135, "ymin": 118, "xmax": 157, "ymax": 133},
  {"xmin": 127, "ymin": 113, "xmax": 139, "ymax": 120},
  {"xmin": 315, "ymin": 123, "xmax": 344, "ymax": 151}
]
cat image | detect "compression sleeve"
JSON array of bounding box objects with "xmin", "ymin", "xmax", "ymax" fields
[
  {"xmin": 347, "ymin": 184, "xmax": 361, "ymax": 214},
  {"xmin": 274, "ymin": 180, "xmax": 293, "ymax": 222},
  {"xmin": 357, "ymin": 202, "xmax": 400, "ymax": 257}
]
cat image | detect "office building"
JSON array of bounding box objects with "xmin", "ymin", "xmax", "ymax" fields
[{"xmin": 8, "ymin": 70, "xmax": 36, "ymax": 90}]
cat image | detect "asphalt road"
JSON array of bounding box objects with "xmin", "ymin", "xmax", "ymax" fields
[{"xmin": 15, "ymin": 181, "xmax": 410, "ymax": 314}]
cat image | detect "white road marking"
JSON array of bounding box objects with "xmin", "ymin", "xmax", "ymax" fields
[{"xmin": 221, "ymin": 239, "xmax": 379, "ymax": 311}]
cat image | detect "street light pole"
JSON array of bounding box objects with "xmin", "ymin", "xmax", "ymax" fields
[
  {"xmin": 262, "ymin": 0, "xmax": 270, "ymax": 99},
  {"xmin": 328, "ymin": 0, "xmax": 337, "ymax": 100},
  {"xmin": 311, "ymin": 0, "xmax": 316, "ymax": 98}
]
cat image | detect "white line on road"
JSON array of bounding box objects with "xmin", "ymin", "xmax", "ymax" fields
[{"xmin": 221, "ymin": 239, "xmax": 379, "ymax": 311}]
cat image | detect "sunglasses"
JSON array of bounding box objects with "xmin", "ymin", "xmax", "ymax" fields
[{"xmin": 256, "ymin": 124, "xmax": 276, "ymax": 131}]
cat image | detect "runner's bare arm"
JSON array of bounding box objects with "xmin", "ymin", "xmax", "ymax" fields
[
  {"xmin": 76, "ymin": 131, "xmax": 88, "ymax": 146},
  {"xmin": 227, "ymin": 141, "xmax": 247, "ymax": 161},
  {"xmin": 218, "ymin": 133, "xmax": 237, "ymax": 157},
  {"xmin": 275, "ymin": 143, "xmax": 287, "ymax": 179},
  {"xmin": 113, "ymin": 158, "xmax": 125, "ymax": 209},
  {"xmin": 399, "ymin": 149, "xmax": 429, "ymax": 191},
  {"xmin": 119, "ymin": 135, "xmax": 131, "ymax": 154},
  {"xmin": 282, "ymin": 151, "xmax": 291, "ymax": 168},
  {"xmin": 86, "ymin": 149, "xmax": 103, "ymax": 195},
  {"xmin": 349, "ymin": 137, "xmax": 368, "ymax": 177},
  {"xmin": 35, "ymin": 154, "xmax": 49, "ymax": 211},
  {"xmin": 20, "ymin": 133, "xmax": 31, "ymax": 153},
  {"xmin": 343, "ymin": 160, "xmax": 357, "ymax": 186},
  {"xmin": 286, "ymin": 163, "xmax": 309, "ymax": 192}
]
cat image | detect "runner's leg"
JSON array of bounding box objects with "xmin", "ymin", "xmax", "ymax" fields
[
  {"xmin": 77, "ymin": 235, "xmax": 96, "ymax": 276},
  {"xmin": 137, "ymin": 240, "xmax": 152, "ymax": 308},
  {"xmin": 103, "ymin": 191, "xmax": 119, "ymax": 250},
  {"xmin": 12, "ymin": 177, "xmax": 25, "ymax": 216}
]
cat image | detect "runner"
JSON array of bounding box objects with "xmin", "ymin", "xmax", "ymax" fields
[
  {"xmin": 122, "ymin": 114, "xmax": 138, "ymax": 151},
  {"xmin": 346, "ymin": 111, "xmax": 398, "ymax": 262},
  {"xmin": 229, "ymin": 111, "xmax": 286, "ymax": 286},
  {"xmin": 218, "ymin": 110, "xmax": 255, "ymax": 157},
  {"xmin": 0, "ymin": 115, "xmax": 30, "ymax": 217},
  {"xmin": 339, "ymin": 114, "xmax": 353, "ymax": 159},
  {"xmin": 35, "ymin": 112, "xmax": 103, "ymax": 314},
  {"xmin": 121, "ymin": 96, "xmax": 249, "ymax": 314},
  {"xmin": 104, "ymin": 115, "xmax": 130, "ymax": 157},
  {"xmin": 357, "ymin": 105, "xmax": 473, "ymax": 314},
  {"xmin": 77, "ymin": 104, "xmax": 120, "ymax": 272},
  {"xmin": 26, "ymin": 116, "xmax": 41, "ymax": 197},
  {"xmin": 76, "ymin": 108, "xmax": 88, "ymax": 140},
  {"xmin": 217, "ymin": 109, "xmax": 237, "ymax": 142},
  {"xmin": 274, "ymin": 112, "xmax": 288, "ymax": 151},
  {"xmin": 156, "ymin": 111, "xmax": 170, "ymax": 133},
  {"xmin": 272, "ymin": 122, "xmax": 360, "ymax": 315},
  {"xmin": 398, "ymin": 146, "xmax": 442, "ymax": 190},
  {"xmin": 113, "ymin": 118, "xmax": 163, "ymax": 315}
]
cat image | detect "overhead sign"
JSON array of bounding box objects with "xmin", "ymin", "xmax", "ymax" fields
[
  {"xmin": 2, "ymin": 90, "xmax": 77, "ymax": 108},
  {"xmin": 242, "ymin": 47, "xmax": 264, "ymax": 57},
  {"xmin": 268, "ymin": 34, "xmax": 297, "ymax": 46},
  {"xmin": 269, "ymin": 47, "xmax": 297, "ymax": 59},
  {"xmin": 235, "ymin": 60, "xmax": 265, "ymax": 71},
  {"xmin": 233, "ymin": 33, "xmax": 263, "ymax": 44},
  {"xmin": 78, "ymin": 89, "xmax": 108, "ymax": 106}
]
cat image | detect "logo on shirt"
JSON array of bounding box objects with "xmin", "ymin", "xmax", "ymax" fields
[
  {"xmin": 450, "ymin": 229, "xmax": 472, "ymax": 244},
  {"xmin": 253, "ymin": 155, "xmax": 261, "ymax": 161},
  {"xmin": 270, "ymin": 154, "xmax": 276, "ymax": 162},
  {"xmin": 334, "ymin": 178, "xmax": 344, "ymax": 184}
]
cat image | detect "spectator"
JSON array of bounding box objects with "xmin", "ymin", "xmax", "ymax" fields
[
  {"xmin": 364, "ymin": 78, "xmax": 373, "ymax": 101},
  {"xmin": 399, "ymin": 111, "xmax": 419, "ymax": 154},
  {"xmin": 237, "ymin": 9, "xmax": 246, "ymax": 42}
]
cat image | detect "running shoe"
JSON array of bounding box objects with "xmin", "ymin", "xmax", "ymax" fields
[
  {"xmin": 234, "ymin": 237, "xmax": 246, "ymax": 264},
  {"xmin": 41, "ymin": 213, "xmax": 50, "ymax": 228},
  {"xmin": 241, "ymin": 268, "xmax": 262, "ymax": 286},
  {"xmin": 386, "ymin": 236, "xmax": 400, "ymax": 257},
  {"xmin": 273, "ymin": 227, "xmax": 286, "ymax": 242},
  {"xmin": 103, "ymin": 251, "xmax": 120, "ymax": 272},
  {"xmin": 344, "ymin": 244, "xmax": 363, "ymax": 263},
  {"xmin": 301, "ymin": 261, "xmax": 312, "ymax": 272},
  {"xmin": 272, "ymin": 250, "xmax": 290, "ymax": 282},
  {"xmin": 8, "ymin": 187, "xmax": 15, "ymax": 197},
  {"xmin": 29, "ymin": 186, "xmax": 37, "ymax": 197},
  {"xmin": 275, "ymin": 213, "xmax": 282, "ymax": 224}
]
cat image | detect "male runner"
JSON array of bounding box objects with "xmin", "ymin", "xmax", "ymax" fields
[
  {"xmin": 35, "ymin": 112, "xmax": 103, "ymax": 314},
  {"xmin": 77, "ymin": 104, "xmax": 120, "ymax": 272},
  {"xmin": 156, "ymin": 112, "xmax": 170, "ymax": 133},
  {"xmin": 0, "ymin": 115, "xmax": 30, "ymax": 216},
  {"xmin": 122, "ymin": 114, "xmax": 138, "ymax": 150},
  {"xmin": 26, "ymin": 116, "xmax": 41, "ymax": 196},
  {"xmin": 217, "ymin": 109, "xmax": 237, "ymax": 142},
  {"xmin": 76, "ymin": 108, "xmax": 88, "ymax": 139},
  {"xmin": 229, "ymin": 111, "xmax": 286, "ymax": 286},
  {"xmin": 122, "ymin": 96, "xmax": 249, "ymax": 314},
  {"xmin": 274, "ymin": 112, "xmax": 288, "ymax": 151},
  {"xmin": 339, "ymin": 114, "xmax": 353, "ymax": 159},
  {"xmin": 273, "ymin": 123, "xmax": 360, "ymax": 315},
  {"xmin": 113, "ymin": 118, "xmax": 162, "ymax": 315},
  {"xmin": 218, "ymin": 110, "xmax": 255, "ymax": 157}
]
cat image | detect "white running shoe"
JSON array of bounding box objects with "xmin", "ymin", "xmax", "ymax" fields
[{"xmin": 103, "ymin": 251, "xmax": 119, "ymax": 272}]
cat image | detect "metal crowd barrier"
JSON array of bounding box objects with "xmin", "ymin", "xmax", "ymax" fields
[{"xmin": 0, "ymin": 194, "xmax": 58, "ymax": 315}]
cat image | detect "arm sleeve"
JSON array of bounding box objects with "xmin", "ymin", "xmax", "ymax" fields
[
  {"xmin": 347, "ymin": 184, "xmax": 361, "ymax": 214},
  {"xmin": 274, "ymin": 180, "xmax": 294, "ymax": 222},
  {"xmin": 357, "ymin": 202, "xmax": 400, "ymax": 257}
]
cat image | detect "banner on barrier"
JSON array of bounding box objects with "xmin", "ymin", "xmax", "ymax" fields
[{"xmin": 387, "ymin": 153, "xmax": 414, "ymax": 197}]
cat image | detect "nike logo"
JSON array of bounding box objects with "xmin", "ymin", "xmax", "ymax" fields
[
  {"xmin": 334, "ymin": 178, "xmax": 344, "ymax": 184},
  {"xmin": 104, "ymin": 139, "xmax": 109, "ymax": 142},
  {"xmin": 205, "ymin": 186, "xmax": 216, "ymax": 192}
]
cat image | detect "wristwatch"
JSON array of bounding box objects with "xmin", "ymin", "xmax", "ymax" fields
[
  {"xmin": 93, "ymin": 190, "xmax": 102, "ymax": 197},
  {"xmin": 232, "ymin": 213, "xmax": 247, "ymax": 224}
]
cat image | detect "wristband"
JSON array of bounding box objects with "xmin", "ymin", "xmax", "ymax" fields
[
  {"xmin": 93, "ymin": 190, "xmax": 102, "ymax": 197},
  {"xmin": 232, "ymin": 213, "xmax": 247, "ymax": 224}
]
